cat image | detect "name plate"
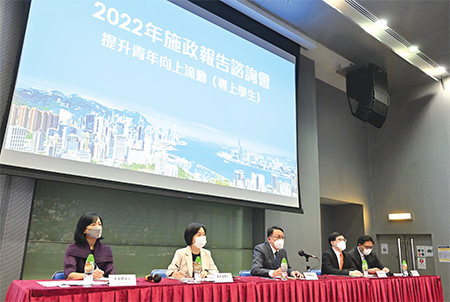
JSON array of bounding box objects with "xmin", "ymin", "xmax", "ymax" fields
[
  {"xmin": 303, "ymin": 272, "xmax": 318, "ymax": 280},
  {"xmin": 376, "ymin": 271, "xmax": 387, "ymax": 278},
  {"xmin": 109, "ymin": 274, "xmax": 137, "ymax": 286},
  {"xmin": 214, "ymin": 273, "xmax": 233, "ymax": 283},
  {"xmin": 410, "ymin": 270, "xmax": 420, "ymax": 277}
]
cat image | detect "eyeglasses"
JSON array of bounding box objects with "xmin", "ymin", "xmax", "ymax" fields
[{"xmin": 336, "ymin": 237, "xmax": 347, "ymax": 242}]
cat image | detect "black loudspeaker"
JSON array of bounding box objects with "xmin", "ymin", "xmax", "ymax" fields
[{"xmin": 346, "ymin": 64, "xmax": 389, "ymax": 128}]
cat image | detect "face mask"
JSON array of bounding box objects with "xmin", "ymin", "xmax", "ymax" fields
[
  {"xmin": 274, "ymin": 238, "xmax": 284, "ymax": 250},
  {"xmin": 336, "ymin": 241, "xmax": 346, "ymax": 251},
  {"xmin": 363, "ymin": 248, "xmax": 372, "ymax": 256},
  {"xmin": 194, "ymin": 236, "xmax": 207, "ymax": 249},
  {"xmin": 87, "ymin": 226, "xmax": 102, "ymax": 239}
]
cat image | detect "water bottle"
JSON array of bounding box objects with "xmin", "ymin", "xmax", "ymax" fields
[
  {"xmin": 281, "ymin": 258, "xmax": 288, "ymax": 281},
  {"xmin": 84, "ymin": 254, "xmax": 95, "ymax": 285},
  {"xmin": 402, "ymin": 260, "xmax": 408, "ymax": 277},
  {"xmin": 362, "ymin": 259, "xmax": 368, "ymax": 277},
  {"xmin": 193, "ymin": 256, "xmax": 202, "ymax": 282}
]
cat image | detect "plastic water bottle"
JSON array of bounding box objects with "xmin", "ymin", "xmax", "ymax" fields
[
  {"xmin": 84, "ymin": 254, "xmax": 95, "ymax": 285},
  {"xmin": 402, "ymin": 260, "xmax": 408, "ymax": 277},
  {"xmin": 362, "ymin": 259, "xmax": 369, "ymax": 277},
  {"xmin": 281, "ymin": 258, "xmax": 288, "ymax": 281},
  {"xmin": 193, "ymin": 256, "xmax": 202, "ymax": 282}
]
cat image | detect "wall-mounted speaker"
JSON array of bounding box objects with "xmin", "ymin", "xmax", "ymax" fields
[{"xmin": 346, "ymin": 64, "xmax": 389, "ymax": 128}]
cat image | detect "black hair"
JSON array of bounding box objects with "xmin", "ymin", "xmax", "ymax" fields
[
  {"xmin": 74, "ymin": 212, "xmax": 103, "ymax": 244},
  {"xmin": 184, "ymin": 222, "xmax": 206, "ymax": 245},
  {"xmin": 357, "ymin": 235, "xmax": 374, "ymax": 245},
  {"xmin": 267, "ymin": 226, "xmax": 284, "ymax": 238},
  {"xmin": 328, "ymin": 232, "xmax": 343, "ymax": 245}
]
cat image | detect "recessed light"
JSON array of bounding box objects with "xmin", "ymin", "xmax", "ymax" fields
[
  {"xmin": 436, "ymin": 66, "xmax": 447, "ymax": 74},
  {"xmin": 408, "ymin": 46, "xmax": 419, "ymax": 53},
  {"xmin": 375, "ymin": 19, "xmax": 388, "ymax": 30}
]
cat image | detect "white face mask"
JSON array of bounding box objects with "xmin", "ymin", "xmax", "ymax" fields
[
  {"xmin": 363, "ymin": 248, "xmax": 372, "ymax": 256},
  {"xmin": 274, "ymin": 238, "xmax": 284, "ymax": 250},
  {"xmin": 336, "ymin": 241, "xmax": 346, "ymax": 251},
  {"xmin": 194, "ymin": 236, "xmax": 207, "ymax": 249},
  {"xmin": 87, "ymin": 226, "xmax": 102, "ymax": 239}
]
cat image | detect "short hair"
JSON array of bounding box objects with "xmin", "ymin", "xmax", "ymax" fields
[
  {"xmin": 74, "ymin": 212, "xmax": 103, "ymax": 244},
  {"xmin": 184, "ymin": 222, "xmax": 206, "ymax": 245},
  {"xmin": 328, "ymin": 232, "xmax": 343, "ymax": 245},
  {"xmin": 267, "ymin": 226, "xmax": 284, "ymax": 238},
  {"xmin": 357, "ymin": 235, "xmax": 374, "ymax": 245}
]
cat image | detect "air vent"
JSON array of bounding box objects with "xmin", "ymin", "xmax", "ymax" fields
[{"xmin": 344, "ymin": 0, "xmax": 377, "ymax": 23}]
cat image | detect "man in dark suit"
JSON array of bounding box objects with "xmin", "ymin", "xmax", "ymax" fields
[
  {"xmin": 348, "ymin": 235, "xmax": 390, "ymax": 274},
  {"xmin": 321, "ymin": 232, "xmax": 362, "ymax": 276},
  {"xmin": 251, "ymin": 226, "xmax": 302, "ymax": 278}
]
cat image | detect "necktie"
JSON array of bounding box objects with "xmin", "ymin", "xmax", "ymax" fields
[
  {"xmin": 275, "ymin": 251, "xmax": 279, "ymax": 267},
  {"xmin": 339, "ymin": 252, "xmax": 344, "ymax": 270}
]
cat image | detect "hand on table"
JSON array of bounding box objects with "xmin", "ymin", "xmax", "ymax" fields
[
  {"xmin": 349, "ymin": 270, "xmax": 363, "ymax": 277},
  {"xmin": 93, "ymin": 268, "xmax": 104, "ymax": 280},
  {"xmin": 272, "ymin": 268, "xmax": 283, "ymax": 277},
  {"xmin": 171, "ymin": 271, "xmax": 187, "ymax": 279},
  {"xmin": 291, "ymin": 271, "xmax": 304, "ymax": 278}
]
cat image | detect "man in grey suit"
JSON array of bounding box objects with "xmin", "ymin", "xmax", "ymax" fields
[
  {"xmin": 348, "ymin": 235, "xmax": 390, "ymax": 274},
  {"xmin": 251, "ymin": 226, "xmax": 302, "ymax": 278}
]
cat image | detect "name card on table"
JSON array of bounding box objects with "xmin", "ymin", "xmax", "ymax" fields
[
  {"xmin": 303, "ymin": 272, "xmax": 319, "ymax": 280},
  {"xmin": 109, "ymin": 274, "xmax": 137, "ymax": 286},
  {"xmin": 376, "ymin": 271, "xmax": 388, "ymax": 278},
  {"xmin": 410, "ymin": 270, "xmax": 420, "ymax": 277},
  {"xmin": 214, "ymin": 273, "xmax": 233, "ymax": 283}
]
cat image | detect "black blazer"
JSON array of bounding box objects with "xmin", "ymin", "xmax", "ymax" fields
[
  {"xmin": 321, "ymin": 247, "xmax": 356, "ymax": 275},
  {"xmin": 347, "ymin": 247, "xmax": 385, "ymax": 272},
  {"xmin": 251, "ymin": 241, "xmax": 293, "ymax": 277}
]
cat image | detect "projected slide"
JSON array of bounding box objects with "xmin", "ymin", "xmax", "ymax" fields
[{"xmin": 2, "ymin": 0, "xmax": 299, "ymax": 207}]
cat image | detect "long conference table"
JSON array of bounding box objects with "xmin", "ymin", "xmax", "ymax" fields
[{"xmin": 6, "ymin": 275, "xmax": 444, "ymax": 302}]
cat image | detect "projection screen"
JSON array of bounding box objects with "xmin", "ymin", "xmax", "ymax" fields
[{"xmin": 0, "ymin": 0, "xmax": 301, "ymax": 210}]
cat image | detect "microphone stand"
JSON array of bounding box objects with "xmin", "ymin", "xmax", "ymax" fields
[{"xmin": 305, "ymin": 255, "xmax": 311, "ymax": 272}]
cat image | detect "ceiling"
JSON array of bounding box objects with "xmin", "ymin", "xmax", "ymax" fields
[{"xmin": 246, "ymin": 0, "xmax": 450, "ymax": 94}]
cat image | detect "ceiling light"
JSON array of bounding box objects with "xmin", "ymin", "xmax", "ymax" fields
[
  {"xmin": 408, "ymin": 46, "xmax": 419, "ymax": 53},
  {"xmin": 388, "ymin": 212, "xmax": 413, "ymax": 221},
  {"xmin": 436, "ymin": 66, "xmax": 447, "ymax": 74},
  {"xmin": 375, "ymin": 19, "xmax": 388, "ymax": 30},
  {"xmin": 322, "ymin": 0, "xmax": 449, "ymax": 81}
]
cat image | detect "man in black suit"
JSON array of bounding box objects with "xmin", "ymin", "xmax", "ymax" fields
[
  {"xmin": 321, "ymin": 232, "xmax": 362, "ymax": 276},
  {"xmin": 348, "ymin": 235, "xmax": 390, "ymax": 274},
  {"xmin": 251, "ymin": 226, "xmax": 303, "ymax": 278}
]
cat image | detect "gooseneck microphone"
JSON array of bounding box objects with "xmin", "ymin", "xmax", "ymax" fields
[
  {"xmin": 298, "ymin": 250, "xmax": 318, "ymax": 259},
  {"xmin": 145, "ymin": 274, "xmax": 162, "ymax": 283}
]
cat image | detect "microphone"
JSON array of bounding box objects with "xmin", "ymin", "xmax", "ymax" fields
[
  {"xmin": 298, "ymin": 250, "xmax": 318, "ymax": 259},
  {"xmin": 145, "ymin": 274, "xmax": 162, "ymax": 283}
]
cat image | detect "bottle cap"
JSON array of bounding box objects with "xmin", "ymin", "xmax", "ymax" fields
[
  {"xmin": 281, "ymin": 257, "xmax": 287, "ymax": 264},
  {"xmin": 195, "ymin": 256, "xmax": 201, "ymax": 263},
  {"xmin": 87, "ymin": 254, "xmax": 95, "ymax": 263}
]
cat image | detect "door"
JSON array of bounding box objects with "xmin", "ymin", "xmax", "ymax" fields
[{"xmin": 376, "ymin": 234, "xmax": 435, "ymax": 275}]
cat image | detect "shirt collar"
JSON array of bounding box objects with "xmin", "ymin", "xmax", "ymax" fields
[
  {"xmin": 269, "ymin": 242, "xmax": 277, "ymax": 255},
  {"xmin": 332, "ymin": 246, "xmax": 342, "ymax": 258},
  {"xmin": 357, "ymin": 247, "xmax": 365, "ymax": 259}
]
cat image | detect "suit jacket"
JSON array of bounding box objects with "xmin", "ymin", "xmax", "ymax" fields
[
  {"xmin": 166, "ymin": 245, "xmax": 219, "ymax": 277},
  {"xmin": 251, "ymin": 241, "xmax": 293, "ymax": 277},
  {"xmin": 321, "ymin": 247, "xmax": 356, "ymax": 275},
  {"xmin": 347, "ymin": 247, "xmax": 385, "ymax": 272}
]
